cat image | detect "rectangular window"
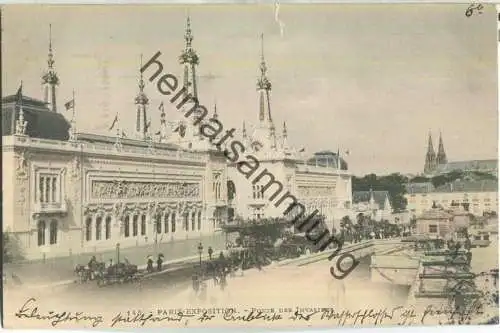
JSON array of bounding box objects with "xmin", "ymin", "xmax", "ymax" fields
[
  {"xmin": 38, "ymin": 174, "xmax": 61, "ymax": 204},
  {"xmin": 429, "ymin": 225, "xmax": 438, "ymax": 233}
]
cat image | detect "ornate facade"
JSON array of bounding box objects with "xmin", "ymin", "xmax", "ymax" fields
[
  {"xmin": 2, "ymin": 18, "xmax": 353, "ymax": 260},
  {"xmin": 227, "ymin": 35, "xmax": 353, "ymax": 232}
]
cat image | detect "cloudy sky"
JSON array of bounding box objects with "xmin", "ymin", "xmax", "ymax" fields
[{"xmin": 2, "ymin": 4, "xmax": 498, "ymax": 175}]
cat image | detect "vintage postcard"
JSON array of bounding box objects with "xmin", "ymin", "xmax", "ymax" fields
[{"xmin": 2, "ymin": 2, "xmax": 499, "ymax": 329}]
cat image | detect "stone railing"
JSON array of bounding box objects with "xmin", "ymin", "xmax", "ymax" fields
[{"xmin": 4, "ymin": 135, "xmax": 206, "ymax": 163}]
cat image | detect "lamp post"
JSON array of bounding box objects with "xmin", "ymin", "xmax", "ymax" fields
[{"xmin": 197, "ymin": 242, "xmax": 203, "ymax": 268}]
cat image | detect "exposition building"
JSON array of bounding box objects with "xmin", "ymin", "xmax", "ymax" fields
[{"xmin": 2, "ymin": 18, "xmax": 353, "ymax": 260}]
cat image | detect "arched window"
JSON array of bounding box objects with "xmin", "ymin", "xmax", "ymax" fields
[
  {"xmin": 156, "ymin": 215, "xmax": 162, "ymax": 234},
  {"xmin": 184, "ymin": 213, "xmax": 189, "ymax": 231},
  {"xmin": 133, "ymin": 215, "xmax": 138, "ymax": 236},
  {"xmin": 141, "ymin": 215, "xmax": 146, "ymax": 236},
  {"xmin": 191, "ymin": 211, "xmax": 196, "ymax": 231},
  {"xmin": 124, "ymin": 216, "xmax": 130, "ymax": 238},
  {"xmin": 37, "ymin": 220, "xmax": 46, "ymax": 246},
  {"xmin": 85, "ymin": 217, "xmax": 92, "ymax": 241},
  {"xmin": 197, "ymin": 211, "xmax": 202, "ymax": 230},
  {"xmin": 105, "ymin": 217, "xmax": 112, "ymax": 240},
  {"xmin": 171, "ymin": 213, "xmax": 176, "ymax": 233},
  {"xmin": 164, "ymin": 213, "xmax": 169, "ymax": 233},
  {"xmin": 95, "ymin": 216, "xmax": 102, "ymax": 241},
  {"xmin": 49, "ymin": 219, "xmax": 58, "ymax": 245}
]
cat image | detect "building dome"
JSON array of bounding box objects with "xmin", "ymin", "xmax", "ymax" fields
[
  {"xmin": 2, "ymin": 95, "xmax": 70, "ymax": 140},
  {"xmin": 308, "ymin": 150, "xmax": 348, "ymax": 170}
]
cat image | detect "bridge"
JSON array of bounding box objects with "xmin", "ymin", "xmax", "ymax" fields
[{"xmin": 278, "ymin": 238, "xmax": 407, "ymax": 268}]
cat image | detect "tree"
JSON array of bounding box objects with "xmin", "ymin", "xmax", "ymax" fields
[
  {"xmin": 3, "ymin": 232, "xmax": 24, "ymax": 263},
  {"xmin": 352, "ymin": 172, "xmax": 409, "ymax": 212}
]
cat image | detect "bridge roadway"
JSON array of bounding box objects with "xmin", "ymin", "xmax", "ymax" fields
[{"xmin": 3, "ymin": 239, "xmax": 412, "ymax": 328}]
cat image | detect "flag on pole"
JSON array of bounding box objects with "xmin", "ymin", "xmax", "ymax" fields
[
  {"xmin": 109, "ymin": 114, "xmax": 118, "ymax": 131},
  {"xmin": 344, "ymin": 149, "xmax": 350, "ymax": 156},
  {"xmin": 159, "ymin": 102, "xmax": 164, "ymax": 113},
  {"xmin": 64, "ymin": 99, "xmax": 75, "ymax": 111},
  {"xmin": 299, "ymin": 147, "xmax": 305, "ymax": 153}
]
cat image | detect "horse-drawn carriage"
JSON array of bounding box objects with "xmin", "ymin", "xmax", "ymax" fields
[
  {"xmin": 95, "ymin": 262, "xmax": 143, "ymax": 287},
  {"xmin": 74, "ymin": 259, "xmax": 143, "ymax": 287}
]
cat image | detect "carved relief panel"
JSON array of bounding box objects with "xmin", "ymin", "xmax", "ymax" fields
[{"xmin": 91, "ymin": 180, "xmax": 201, "ymax": 200}]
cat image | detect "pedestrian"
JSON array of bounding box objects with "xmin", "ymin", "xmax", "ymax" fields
[
  {"xmin": 208, "ymin": 246, "xmax": 213, "ymax": 260},
  {"xmin": 157, "ymin": 254, "xmax": 163, "ymax": 272},
  {"xmin": 146, "ymin": 255, "xmax": 154, "ymax": 273}
]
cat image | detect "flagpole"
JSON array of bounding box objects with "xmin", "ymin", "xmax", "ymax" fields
[{"xmin": 72, "ymin": 90, "xmax": 76, "ymax": 122}]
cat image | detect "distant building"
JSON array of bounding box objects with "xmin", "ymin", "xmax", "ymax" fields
[
  {"xmin": 352, "ymin": 189, "xmax": 392, "ymax": 222},
  {"xmin": 405, "ymin": 179, "xmax": 498, "ymax": 217},
  {"xmin": 416, "ymin": 205, "xmax": 454, "ymax": 238},
  {"xmin": 423, "ymin": 131, "xmax": 497, "ymax": 176}
]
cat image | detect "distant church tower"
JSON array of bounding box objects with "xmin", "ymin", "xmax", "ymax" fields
[
  {"xmin": 42, "ymin": 24, "xmax": 59, "ymax": 112},
  {"xmin": 424, "ymin": 132, "xmax": 437, "ymax": 174},
  {"xmin": 436, "ymin": 132, "xmax": 447, "ymax": 165},
  {"xmin": 135, "ymin": 55, "xmax": 149, "ymax": 140}
]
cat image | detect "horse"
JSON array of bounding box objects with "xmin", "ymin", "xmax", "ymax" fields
[{"xmin": 74, "ymin": 264, "xmax": 91, "ymax": 283}]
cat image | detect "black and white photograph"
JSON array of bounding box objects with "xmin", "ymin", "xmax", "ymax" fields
[{"xmin": 1, "ymin": 2, "xmax": 499, "ymax": 328}]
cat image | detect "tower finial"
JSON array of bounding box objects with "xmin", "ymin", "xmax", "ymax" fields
[
  {"xmin": 283, "ymin": 121, "xmax": 287, "ymax": 138},
  {"xmin": 260, "ymin": 33, "xmax": 267, "ymax": 76},
  {"xmin": 185, "ymin": 14, "xmax": 193, "ymax": 49},
  {"xmin": 213, "ymin": 99, "xmax": 218, "ymax": 119},
  {"xmin": 139, "ymin": 54, "xmax": 145, "ymax": 92},
  {"xmin": 242, "ymin": 121, "xmax": 247, "ymax": 138},
  {"xmin": 48, "ymin": 24, "xmax": 54, "ymax": 69}
]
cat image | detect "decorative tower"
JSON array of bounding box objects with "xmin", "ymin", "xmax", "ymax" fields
[
  {"xmin": 436, "ymin": 131, "xmax": 448, "ymax": 165},
  {"xmin": 253, "ymin": 33, "xmax": 277, "ymax": 153},
  {"xmin": 42, "ymin": 24, "xmax": 59, "ymax": 112},
  {"xmin": 158, "ymin": 102, "xmax": 169, "ymax": 143},
  {"xmin": 257, "ymin": 33, "xmax": 273, "ymax": 127},
  {"xmin": 179, "ymin": 16, "xmax": 200, "ymax": 105},
  {"xmin": 424, "ymin": 132, "xmax": 437, "ymax": 174},
  {"xmin": 135, "ymin": 55, "xmax": 149, "ymax": 140}
]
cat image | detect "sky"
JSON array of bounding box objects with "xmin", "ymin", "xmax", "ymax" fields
[{"xmin": 2, "ymin": 4, "xmax": 498, "ymax": 176}]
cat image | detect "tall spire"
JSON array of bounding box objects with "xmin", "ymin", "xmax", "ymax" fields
[
  {"xmin": 257, "ymin": 33, "xmax": 272, "ymax": 125},
  {"xmin": 281, "ymin": 121, "xmax": 289, "ymax": 152},
  {"xmin": 42, "ymin": 24, "xmax": 59, "ymax": 112},
  {"xmin": 436, "ymin": 131, "xmax": 447, "ymax": 165},
  {"xmin": 179, "ymin": 14, "xmax": 199, "ymax": 102},
  {"xmin": 424, "ymin": 131, "xmax": 437, "ymax": 174},
  {"xmin": 212, "ymin": 100, "xmax": 218, "ymax": 119},
  {"xmin": 135, "ymin": 54, "xmax": 149, "ymax": 139}
]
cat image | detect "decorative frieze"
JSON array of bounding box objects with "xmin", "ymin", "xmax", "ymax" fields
[
  {"xmin": 85, "ymin": 200, "xmax": 203, "ymax": 219},
  {"xmin": 91, "ymin": 180, "xmax": 201, "ymax": 199},
  {"xmin": 298, "ymin": 185, "xmax": 336, "ymax": 197}
]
